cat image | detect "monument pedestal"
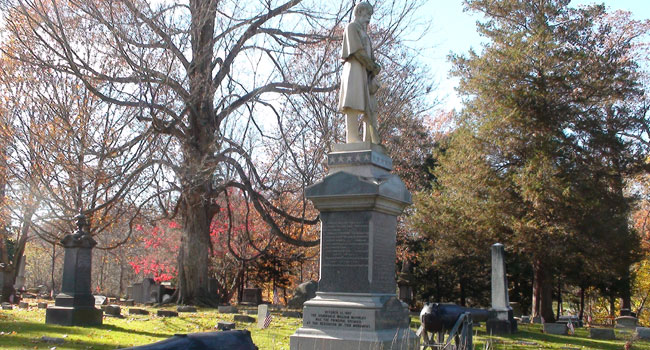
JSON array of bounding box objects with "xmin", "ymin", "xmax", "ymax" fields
[
  {"xmin": 290, "ymin": 143, "xmax": 418, "ymax": 350},
  {"xmin": 46, "ymin": 214, "xmax": 102, "ymax": 326},
  {"xmin": 487, "ymin": 308, "xmax": 516, "ymax": 334}
]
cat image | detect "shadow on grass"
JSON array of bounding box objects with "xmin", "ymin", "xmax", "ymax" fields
[{"xmin": 1, "ymin": 321, "xmax": 169, "ymax": 339}]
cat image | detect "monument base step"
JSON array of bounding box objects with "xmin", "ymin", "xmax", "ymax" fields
[
  {"xmin": 290, "ymin": 292, "xmax": 418, "ymax": 350},
  {"xmin": 486, "ymin": 319, "xmax": 517, "ymax": 335},
  {"xmin": 290, "ymin": 327, "xmax": 418, "ymax": 350},
  {"xmin": 46, "ymin": 306, "xmax": 102, "ymax": 326}
]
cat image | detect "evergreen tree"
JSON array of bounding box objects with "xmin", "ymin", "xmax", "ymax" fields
[{"xmin": 413, "ymin": 0, "xmax": 648, "ymax": 321}]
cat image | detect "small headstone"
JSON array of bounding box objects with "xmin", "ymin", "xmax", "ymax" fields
[
  {"xmin": 543, "ymin": 323, "xmax": 568, "ymax": 335},
  {"xmin": 234, "ymin": 315, "xmax": 255, "ymax": 323},
  {"xmin": 216, "ymin": 321, "xmax": 236, "ymax": 331},
  {"xmin": 94, "ymin": 295, "xmax": 107, "ymax": 306},
  {"xmin": 615, "ymin": 316, "xmax": 638, "ymax": 329},
  {"xmin": 241, "ymin": 288, "xmax": 263, "ymax": 306},
  {"xmin": 177, "ymin": 305, "xmax": 197, "ymax": 313},
  {"xmin": 125, "ymin": 299, "xmax": 135, "ymax": 306},
  {"xmin": 509, "ymin": 302, "xmax": 522, "ymax": 317},
  {"xmin": 532, "ymin": 316, "xmax": 542, "ymax": 324},
  {"xmin": 246, "ymin": 309, "xmax": 257, "ymax": 315},
  {"xmin": 37, "ymin": 302, "xmax": 48, "ymax": 309},
  {"xmin": 635, "ymin": 327, "xmax": 650, "ymax": 340},
  {"xmin": 257, "ymin": 304, "xmax": 269, "ymax": 328},
  {"xmin": 104, "ymin": 305, "xmax": 121, "ymax": 317},
  {"xmin": 281, "ymin": 310, "xmax": 302, "ymax": 318},
  {"xmin": 41, "ymin": 336, "xmax": 65, "ymax": 344},
  {"xmin": 162, "ymin": 294, "xmax": 172, "ymax": 303},
  {"xmin": 157, "ymin": 310, "xmax": 178, "ymax": 317},
  {"xmin": 590, "ymin": 328, "xmax": 615, "ymax": 340},
  {"xmin": 520, "ymin": 316, "xmax": 530, "ymax": 323},
  {"xmin": 129, "ymin": 308, "xmax": 150, "ymax": 315},
  {"xmin": 218, "ymin": 305, "xmax": 238, "ymax": 313},
  {"xmin": 2, "ymin": 303, "xmax": 12, "ymax": 310},
  {"xmin": 18, "ymin": 301, "xmax": 28, "ymax": 309}
]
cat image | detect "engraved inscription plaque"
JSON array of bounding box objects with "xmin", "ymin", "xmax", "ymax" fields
[
  {"xmin": 322, "ymin": 221, "xmax": 368, "ymax": 267},
  {"xmin": 303, "ymin": 307, "xmax": 373, "ymax": 330}
]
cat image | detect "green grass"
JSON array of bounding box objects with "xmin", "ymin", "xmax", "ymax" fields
[{"xmin": 1, "ymin": 305, "xmax": 649, "ymax": 350}]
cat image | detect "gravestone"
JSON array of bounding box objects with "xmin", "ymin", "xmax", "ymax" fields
[
  {"xmin": 590, "ymin": 328, "xmax": 615, "ymax": 340},
  {"xmin": 636, "ymin": 327, "xmax": 650, "ymax": 340},
  {"xmin": 257, "ymin": 304, "xmax": 270, "ymax": 329},
  {"xmin": 177, "ymin": 305, "xmax": 197, "ymax": 313},
  {"xmin": 126, "ymin": 286, "xmax": 134, "ymax": 300},
  {"xmin": 509, "ymin": 302, "xmax": 522, "ymax": 318},
  {"xmin": 287, "ymin": 281, "xmax": 317, "ymax": 309},
  {"xmin": 129, "ymin": 308, "xmax": 149, "ymax": 315},
  {"xmin": 18, "ymin": 301, "xmax": 28, "ymax": 309},
  {"xmin": 241, "ymin": 288, "xmax": 262, "ymax": 306},
  {"xmin": 234, "ymin": 315, "xmax": 255, "ymax": 323},
  {"xmin": 38, "ymin": 302, "xmax": 48, "ymax": 309},
  {"xmin": 543, "ymin": 322, "xmax": 567, "ymax": 335},
  {"xmin": 397, "ymin": 261, "xmax": 414, "ymax": 304},
  {"xmin": 0, "ymin": 265, "xmax": 15, "ymax": 303},
  {"xmin": 45, "ymin": 213, "xmax": 102, "ymax": 326},
  {"xmin": 290, "ymin": 143, "xmax": 418, "ymax": 350},
  {"xmin": 105, "ymin": 305, "xmax": 121, "ymax": 317},
  {"xmin": 94, "ymin": 295, "xmax": 107, "ymax": 306},
  {"xmin": 282, "ymin": 310, "xmax": 302, "ymax": 318},
  {"xmin": 216, "ymin": 322, "xmax": 236, "ymax": 331},
  {"xmin": 218, "ymin": 305, "xmax": 238, "ymax": 313},
  {"xmin": 615, "ymin": 316, "xmax": 637, "ymax": 329},
  {"xmin": 558, "ymin": 315, "xmax": 582, "ymax": 327},
  {"xmin": 157, "ymin": 310, "xmax": 178, "ymax": 317},
  {"xmin": 486, "ymin": 243, "xmax": 517, "ymax": 334}
]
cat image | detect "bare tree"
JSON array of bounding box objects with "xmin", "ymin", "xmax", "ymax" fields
[{"xmin": 1, "ymin": 0, "xmax": 428, "ymax": 305}]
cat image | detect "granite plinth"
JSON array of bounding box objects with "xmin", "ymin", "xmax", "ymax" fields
[{"xmin": 45, "ymin": 306, "xmax": 102, "ymax": 326}]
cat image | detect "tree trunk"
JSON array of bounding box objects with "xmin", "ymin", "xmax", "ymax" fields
[
  {"xmin": 556, "ymin": 279, "xmax": 562, "ymax": 319},
  {"xmin": 620, "ymin": 271, "xmax": 632, "ymax": 314},
  {"xmin": 459, "ymin": 278, "xmax": 466, "ymax": 306},
  {"xmin": 177, "ymin": 186, "xmax": 214, "ymax": 306},
  {"xmin": 579, "ymin": 286, "xmax": 585, "ymax": 321},
  {"xmin": 532, "ymin": 259, "xmax": 555, "ymax": 322},
  {"xmin": 609, "ymin": 292, "xmax": 616, "ymax": 318},
  {"xmin": 50, "ymin": 243, "xmax": 57, "ymax": 294}
]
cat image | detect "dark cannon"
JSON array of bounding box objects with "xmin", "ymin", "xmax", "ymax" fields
[
  {"xmin": 420, "ymin": 302, "xmax": 489, "ymax": 333},
  {"xmin": 419, "ymin": 303, "xmax": 490, "ymax": 350},
  {"xmin": 118, "ymin": 330, "xmax": 257, "ymax": 350}
]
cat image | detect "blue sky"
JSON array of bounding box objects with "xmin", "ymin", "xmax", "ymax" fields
[{"xmin": 419, "ymin": 0, "xmax": 650, "ymax": 110}]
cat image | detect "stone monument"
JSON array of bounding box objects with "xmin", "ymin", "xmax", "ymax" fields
[
  {"xmin": 486, "ymin": 243, "xmax": 517, "ymax": 334},
  {"xmin": 290, "ymin": 3, "xmax": 417, "ymax": 348},
  {"xmin": 46, "ymin": 213, "xmax": 102, "ymax": 326}
]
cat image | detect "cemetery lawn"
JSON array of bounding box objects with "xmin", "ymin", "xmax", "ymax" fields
[{"xmin": 0, "ymin": 307, "xmax": 648, "ymax": 350}]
